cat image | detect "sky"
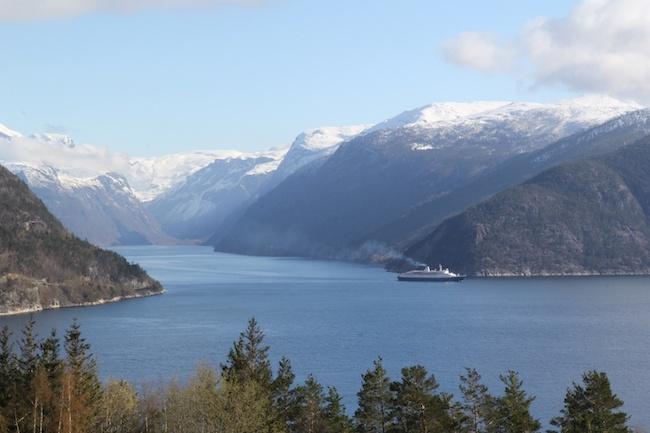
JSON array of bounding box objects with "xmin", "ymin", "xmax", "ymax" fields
[{"xmin": 0, "ymin": 0, "xmax": 648, "ymax": 156}]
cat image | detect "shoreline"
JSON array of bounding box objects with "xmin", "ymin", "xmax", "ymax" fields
[{"xmin": 0, "ymin": 289, "xmax": 164, "ymax": 317}]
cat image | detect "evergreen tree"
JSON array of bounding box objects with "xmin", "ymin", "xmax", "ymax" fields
[
  {"xmin": 491, "ymin": 371, "xmax": 540, "ymax": 433},
  {"xmin": 221, "ymin": 317, "xmax": 273, "ymax": 389},
  {"xmin": 294, "ymin": 375, "xmax": 326, "ymax": 433},
  {"xmin": 549, "ymin": 371, "xmax": 630, "ymax": 433},
  {"xmin": 273, "ymin": 356, "xmax": 297, "ymax": 431},
  {"xmin": 40, "ymin": 328, "xmax": 63, "ymax": 383},
  {"xmin": 355, "ymin": 358, "xmax": 393, "ymax": 433},
  {"xmin": 15, "ymin": 317, "xmax": 40, "ymax": 432},
  {"xmin": 18, "ymin": 316, "xmax": 39, "ymax": 388},
  {"xmin": 390, "ymin": 365, "xmax": 457, "ymax": 433},
  {"xmin": 63, "ymin": 319, "xmax": 102, "ymax": 433},
  {"xmin": 0, "ymin": 326, "xmax": 15, "ymax": 409},
  {"xmin": 324, "ymin": 387, "xmax": 354, "ymax": 433},
  {"xmin": 459, "ymin": 368, "xmax": 492, "ymax": 433}
]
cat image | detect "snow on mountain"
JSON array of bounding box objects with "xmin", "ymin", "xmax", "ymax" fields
[
  {"xmin": 366, "ymin": 101, "xmax": 511, "ymax": 133},
  {"xmin": 0, "ymin": 123, "xmax": 22, "ymax": 139},
  {"xmin": 29, "ymin": 132, "xmax": 76, "ymax": 147},
  {"xmin": 128, "ymin": 150, "xmax": 251, "ymax": 202},
  {"xmin": 5, "ymin": 162, "xmax": 171, "ymax": 246},
  {"xmin": 366, "ymin": 95, "xmax": 641, "ymax": 138},
  {"xmin": 147, "ymin": 125, "xmax": 367, "ymax": 241},
  {"xmin": 273, "ymin": 125, "xmax": 369, "ymax": 182},
  {"xmin": 216, "ymin": 96, "xmax": 643, "ymax": 258},
  {"xmin": 147, "ymin": 149, "xmax": 286, "ymax": 240}
]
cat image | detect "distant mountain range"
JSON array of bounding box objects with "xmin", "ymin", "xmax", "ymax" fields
[
  {"xmin": 0, "ymin": 164, "xmax": 162, "ymax": 315},
  {"xmin": 6, "ymin": 162, "xmax": 171, "ymax": 245},
  {"xmin": 2, "ymin": 95, "xmax": 648, "ymax": 275},
  {"xmin": 216, "ymin": 96, "xmax": 642, "ymax": 258},
  {"xmin": 407, "ymin": 136, "xmax": 650, "ymax": 276},
  {"xmin": 373, "ymin": 108, "xmax": 650, "ymax": 249}
]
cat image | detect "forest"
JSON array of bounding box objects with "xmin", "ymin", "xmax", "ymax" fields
[{"xmin": 0, "ymin": 318, "xmax": 633, "ymax": 433}]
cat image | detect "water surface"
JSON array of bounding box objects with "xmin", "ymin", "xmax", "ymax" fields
[{"xmin": 2, "ymin": 245, "xmax": 649, "ymax": 428}]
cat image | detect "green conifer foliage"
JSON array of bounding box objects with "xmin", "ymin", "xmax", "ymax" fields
[
  {"xmin": 355, "ymin": 358, "xmax": 393, "ymax": 433},
  {"xmin": 490, "ymin": 371, "xmax": 540, "ymax": 433},
  {"xmin": 550, "ymin": 371, "xmax": 630, "ymax": 433}
]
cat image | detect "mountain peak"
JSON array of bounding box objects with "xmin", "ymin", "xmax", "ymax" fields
[{"xmin": 0, "ymin": 123, "xmax": 22, "ymax": 139}]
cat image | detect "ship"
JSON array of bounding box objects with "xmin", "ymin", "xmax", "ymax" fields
[{"xmin": 397, "ymin": 265, "xmax": 465, "ymax": 282}]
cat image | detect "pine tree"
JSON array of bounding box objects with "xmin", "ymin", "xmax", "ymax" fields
[
  {"xmin": 273, "ymin": 356, "xmax": 297, "ymax": 431},
  {"xmin": 323, "ymin": 387, "xmax": 353, "ymax": 433},
  {"xmin": 40, "ymin": 328, "xmax": 63, "ymax": 384},
  {"xmin": 294, "ymin": 375, "xmax": 326, "ymax": 433},
  {"xmin": 221, "ymin": 317, "xmax": 273, "ymax": 389},
  {"xmin": 18, "ymin": 316, "xmax": 39, "ymax": 388},
  {"xmin": 549, "ymin": 371, "xmax": 630, "ymax": 433},
  {"xmin": 490, "ymin": 371, "xmax": 540, "ymax": 433},
  {"xmin": 0, "ymin": 326, "xmax": 15, "ymax": 408},
  {"xmin": 63, "ymin": 319, "xmax": 102, "ymax": 433},
  {"xmin": 0, "ymin": 326, "xmax": 17, "ymax": 430},
  {"xmin": 355, "ymin": 358, "xmax": 393, "ymax": 433},
  {"xmin": 459, "ymin": 368, "xmax": 492, "ymax": 433},
  {"xmin": 16, "ymin": 317, "xmax": 40, "ymax": 432},
  {"xmin": 390, "ymin": 365, "xmax": 457, "ymax": 433}
]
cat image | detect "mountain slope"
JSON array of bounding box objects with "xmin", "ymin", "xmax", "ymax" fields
[
  {"xmin": 0, "ymin": 164, "xmax": 163, "ymax": 315},
  {"xmin": 216, "ymin": 97, "xmax": 640, "ymax": 258},
  {"xmin": 373, "ymin": 109, "xmax": 650, "ymax": 248},
  {"xmin": 147, "ymin": 152, "xmax": 284, "ymax": 240},
  {"xmin": 151, "ymin": 126, "xmax": 367, "ymax": 241},
  {"xmin": 6, "ymin": 163, "xmax": 171, "ymax": 246},
  {"xmin": 406, "ymin": 136, "xmax": 650, "ymax": 276}
]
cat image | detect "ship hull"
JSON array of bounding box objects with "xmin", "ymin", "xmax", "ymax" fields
[{"xmin": 397, "ymin": 275, "xmax": 465, "ymax": 282}]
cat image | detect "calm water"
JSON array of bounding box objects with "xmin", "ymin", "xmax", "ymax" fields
[{"xmin": 2, "ymin": 245, "xmax": 650, "ymax": 427}]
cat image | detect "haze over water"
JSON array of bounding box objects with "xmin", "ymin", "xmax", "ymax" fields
[{"xmin": 2, "ymin": 245, "xmax": 650, "ymax": 428}]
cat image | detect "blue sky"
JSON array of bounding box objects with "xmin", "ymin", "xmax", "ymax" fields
[{"xmin": 0, "ymin": 0, "xmax": 588, "ymax": 155}]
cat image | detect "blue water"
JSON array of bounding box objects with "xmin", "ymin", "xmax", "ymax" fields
[{"xmin": 2, "ymin": 245, "xmax": 650, "ymax": 428}]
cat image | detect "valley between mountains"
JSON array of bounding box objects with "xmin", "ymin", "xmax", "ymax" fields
[{"xmin": 4, "ymin": 94, "xmax": 650, "ymax": 284}]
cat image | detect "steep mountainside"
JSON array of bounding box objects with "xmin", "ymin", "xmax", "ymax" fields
[
  {"xmin": 374, "ymin": 109, "xmax": 650, "ymax": 247},
  {"xmin": 0, "ymin": 164, "xmax": 163, "ymax": 315},
  {"xmin": 216, "ymin": 97, "xmax": 640, "ymax": 258},
  {"xmin": 128, "ymin": 149, "xmax": 249, "ymax": 202},
  {"xmin": 151, "ymin": 126, "xmax": 367, "ymax": 241},
  {"xmin": 6, "ymin": 163, "xmax": 171, "ymax": 246},
  {"xmin": 407, "ymin": 136, "xmax": 650, "ymax": 276},
  {"xmin": 147, "ymin": 153, "xmax": 284, "ymax": 240}
]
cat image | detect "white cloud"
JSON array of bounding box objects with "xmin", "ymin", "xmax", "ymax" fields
[
  {"xmin": 0, "ymin": 133, "xmax": 131, "ymax": 177},
  {"xmin": 442, "ymin": 32, "xmax": 515, "ymax": 73},
  {"xmin": 443, "ymin": 0, "xmax": 650, "ymax": 103},
  {"xmin": 0, "ymin": 0, "xmax": 264, "ymax": 21}
]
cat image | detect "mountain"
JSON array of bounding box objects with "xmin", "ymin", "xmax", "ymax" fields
[
  {"xmin": 6, "ymin": 163, "xmax": 171, "ymax": 246},
  {"xmin": 147, "ymin": 150, "xmax": 285, "ymax": 240},
  {"xmin": 0, "ymin": 123, "xmax": 22, "ymax": 140},
  {"xmin": 151, "ymin": 126, "xmax": 367, "ymax": 241},
  {"xmin": 0, "ymin": 164, "xmax": 163, "ymax": 315},
  {"xmin": 216, "ymin": 97, "xmax": 641, "ymax": 258},
  {"xmin": 128, "ymin": 150, "xmax": 249, "ymax": 202},
  {"xmin": 373, "ymin": 108, "xmax": 650, "ymax": 248},
  {"xmin": 406, "ymin": 136, "xmax": 650, "ymax": 276},
  {"xmin": 271, "ymin": 125, "xmax": 370, "ymax": 183}
]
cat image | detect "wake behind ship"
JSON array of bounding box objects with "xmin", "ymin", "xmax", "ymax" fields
[{"xmin": 398, "ymin": 265, "xmax": 465, "ymax": 282}]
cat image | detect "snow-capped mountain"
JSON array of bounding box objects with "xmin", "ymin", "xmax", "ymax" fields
[
  {"xmin": 272, "ymin": 125, "xmax": 369, "ymax": 182},
  {"xmin": 216, "ymin": 96, "xmax": 642, "ymax": 258},
  {"xmin": 128, "ymin": 150, "xmax": 249, "ymax": 202},
  {"xmin": 5, "ymin": 162, "xmax": 171, "ymax": 246},
  {"xmin": 147, "ymin": 149, "xmax": 286, "ymax": 240},
  {"xmin": 366, "ymin": 95, "xmax": 641, "ymax": 135},
  {"xmin": 148, "ymin": 126, "xmax": 369, "ymax": 241},
  {"xmin": 0, "ymin": 123, "xmax": 22, "ymax": 139}
]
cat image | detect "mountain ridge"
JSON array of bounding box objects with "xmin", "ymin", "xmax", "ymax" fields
[
  {"xmin": 406, "ymin": 136, "xmax": 650, "ymax": 276},
  {"xmin": 0, "ymin": 164, "xmax": 163, "ymax": 315}
]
